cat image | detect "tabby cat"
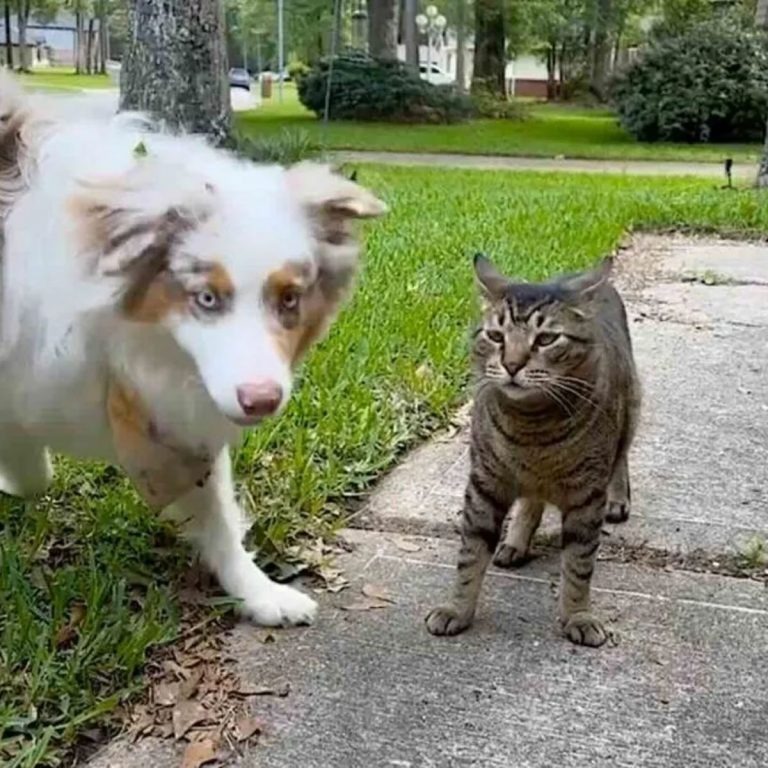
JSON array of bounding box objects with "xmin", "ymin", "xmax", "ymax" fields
[{"xmin": 426, "ymin": 254, "xmax": 640, "ymax": 647}]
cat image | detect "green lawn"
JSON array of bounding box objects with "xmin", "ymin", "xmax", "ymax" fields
[
  {"xmin": 3, "ymin": 167, "xmax": 768, "ymax": 766},
  {"xmin": 238, "ymin": 85, "xmax": 761, "ymax": 163},
  {"xmin": 18, "ymin": 68, "xmax": 112, "ymax": 91}
]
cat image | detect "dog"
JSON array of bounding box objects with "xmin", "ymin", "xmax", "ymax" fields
[{"xmin": 0, "ymin": 75, "xmax": 387, "ymax": 627}]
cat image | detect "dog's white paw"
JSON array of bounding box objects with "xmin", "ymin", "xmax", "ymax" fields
[{"xmin": 241, "ymin": 583, "xmax": 318, "ymax": 627}]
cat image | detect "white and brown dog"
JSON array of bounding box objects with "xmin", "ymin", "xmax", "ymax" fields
[{"xmin": 0, "ymin": 76, "xmax": 386, "ymax": 627}]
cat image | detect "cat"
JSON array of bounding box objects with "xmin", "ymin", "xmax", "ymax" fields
[{"xmin": 426, "ymin": 253, "xmax": 640, "ymax": 647}]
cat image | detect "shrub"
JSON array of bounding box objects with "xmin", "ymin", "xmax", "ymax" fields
[
  {"xmin": 611, "ymin": 15, "xmax": 768, "ymax": 143},
  {"xmin": 471, "ymin": 88, "xmax": 528, "ymax": 120},
  {"xmin": 235, "ymin": 129, "xmax": 323, "ymax": 165},
  {"xmin": 287, "ymin": 60, "xmax": 311, "ymax": 83},
  {"xmin": 298, "ymin": 52, "xmax": 473, "ymax": 123}
]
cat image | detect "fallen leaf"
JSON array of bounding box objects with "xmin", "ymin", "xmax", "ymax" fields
[
  {"xmin": 154, "ymin": 681, "xmax": 181, "ymax": 707},
  {"xmin": 361, "ymin": 584, "xmax": 395, "ymax": 603},
  {"xmin": 180, "ymin": 738, "xmax": 217, "ymax": 768},
  {"xmin": 173, "ymin": 701, "xmax": 208, "ymax": 740},
  {"xmin": 179, "ymin": 669, "xmax": 203, "ymax": 701},
  {"xmin": 391, "ymin": 539, "xmax": 421, "ymax": 553},
  {"xmin": 235, "ymin": 715, "xmax": 265, "ymax": 742},
  {"xmin": 341, "ymin": 598, "xmax": 392, "ymax": 612}
]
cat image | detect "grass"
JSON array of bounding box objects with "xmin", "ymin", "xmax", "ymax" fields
[
  {"xmin": 3, "ymin": 167, "xmax": 768, "ymax": 765},
  {"xmin": 237, "ymin": 84, "xmax": 761, "ymax": 164},
  {"xmin": 17, "ymin": 68, "xmax": 112, "ymax": 92}
]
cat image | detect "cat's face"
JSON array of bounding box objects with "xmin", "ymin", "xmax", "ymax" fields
[{"xmin": 472, "ymin": 254, "xmax": 610, "ymax": 404}]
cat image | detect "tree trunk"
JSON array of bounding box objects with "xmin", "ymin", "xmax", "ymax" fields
[
  {"xmin": 74, "ymin": 11, "xmax": 86, "ymax": 74},
  {"xmin": 98, "ymin": 3, "xmax": 109, "ymax": 74},
  {"xmin": 756, "ymin": 0, "xmax": 768, "ymax": 186},
  {"xmin": 86, "ymin": 17, "xmax": 95, "ymax": 74},
  {"xmin": 589, "ymin": 0, "xmax": 611, "ymax": 100},
  {"xmin": 367, "ymin": 0, "xmax": 398, "ymax": 59},
  {"xmin": 17, "ymin": 1, "xmax": 31, "ymax": 72},
  {"xmin": 546, "ymin": 44, "xmax": 556, "ymax": 100},
  {"xmin": 455, "ymin": 0, "xmax": 466, "ymax": 92},
  {"xmin": 404, "ymin": 0, "xmax": 418, "ymax": 70},
  {"xmin": 120, "ymin": 0, "xmax": 231, "ymax": 144},
  {"xmin": 3, "ymin": 1, "xmax": 13, "ymax": 68},
  {"xmin": 471, "ymin": 0, "xmax": 505, "ymax": 97}
]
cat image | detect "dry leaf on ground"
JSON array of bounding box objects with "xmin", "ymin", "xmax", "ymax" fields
[
  {"xmin": 361, "ymin": 584, "xmax": 395, "ymax": 604},
  {"xmin": 235, "ymin": 715, "xmax": 265, "ymax": 742},
  {"xmin": 172, "ymin": 701, "xmax": 209, "ymax": 740},
  {"xmin": 180, "ymin": 738, "xmax": 218, "ymax": 768},
  {"xmin": 341, "ymin": 598, "xmax": 392, "ymax": 612},
  {"xmin": 391, "ymin": 538, "xmax": 421, "ymax": 553}
]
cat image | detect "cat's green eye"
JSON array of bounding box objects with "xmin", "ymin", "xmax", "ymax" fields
[
  {"xmin": 535, "ymin": 332, "xmax": 560, "ymax": 347},
  {"xmin": 486, "ymin": 329, "xmax": 505, "ymax": 344}
]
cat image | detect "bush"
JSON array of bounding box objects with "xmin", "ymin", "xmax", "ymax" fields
[
  {"xmin": 287, "ymin": 60, "xmax": 311, "ymax": 83},
  {"xmin": 235, "ymin": 129, "xmax": 323, "ymax": 165},
  {"xmin": 298, "ymin": 52, "xmax": 473, "ymax": 123},
  {"xmin": 471, "ymin": 88, "xmax": 528, "ymax": 120},
  {"xmin": 611, "ymin": 15, "xmax": 768, "ymax": 143}
]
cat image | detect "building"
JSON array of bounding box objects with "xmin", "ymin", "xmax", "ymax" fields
[
  {"xmin": 397, "ymin": 34, "xmax": 550, "ymax": 97},
  {"xmin": 0, "ymin": 12, "xmax": 101, "ymax": 68}
]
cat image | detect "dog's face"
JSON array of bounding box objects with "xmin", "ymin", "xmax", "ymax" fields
[{"xmin": 69, "ymin": 159, "xmax": 386, "ymax": 426}]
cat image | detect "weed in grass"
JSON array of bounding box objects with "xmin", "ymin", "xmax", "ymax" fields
[
  {"xmin": 739, "ymin": 536, "xmax": 768, "ymax": 570},
  {"xmin": 3, "ymin": 167, "xmax": 768, "ymax": 763}
]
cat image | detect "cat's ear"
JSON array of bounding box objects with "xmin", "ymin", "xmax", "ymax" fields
[
  {"xmin": 563, "ymin": 257, "xmax": 613, "ymax": 297},
  {"xmin": 473, "ymin": 253, "xmax": 509, "ymax": 302}
]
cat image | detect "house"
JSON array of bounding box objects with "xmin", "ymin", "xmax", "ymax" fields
[
  {"xmin": 397, "ymin": 34, "xmax": 550, "ymax": 97},
  {"xmin": 0, "ymin": 12, "xmax": 101, "ymax": 68}
]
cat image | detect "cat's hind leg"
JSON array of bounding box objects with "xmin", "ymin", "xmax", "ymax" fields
[
  {"xmin": 605, "ymin": 454, "xmax": 630, "ymax": 524},
  {"xmin": 493, "ymin": 497, "xmax": 545, "ymax": 568}
]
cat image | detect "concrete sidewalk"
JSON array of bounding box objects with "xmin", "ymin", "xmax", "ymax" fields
[
  {"xmin": 333, "ymin": 150, "xmax": 755, "ymax": 180},
  {"xmin": 89, "ymin": 235, "xmax": 768, "ymax": 768}
]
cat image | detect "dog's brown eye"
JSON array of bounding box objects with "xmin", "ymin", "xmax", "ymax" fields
[
  {"xmin": 536, "ymin": 332, "xmax": 559, "ymax": 347},
  {"xmin": 280, "ymin": 287, "xmax": 300, "ymax": 312},
  {"xmin": 487, "ymin": 329, "xmax": 504, "ymax": 344},
  {"xmin": 194, "ymin": 289, "xmax": 221, "ymax": 312}
]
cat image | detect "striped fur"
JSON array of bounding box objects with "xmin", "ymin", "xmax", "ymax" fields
[{"xmin": 426, "ymin": 254, "xmax": 641, "ymax": 647}]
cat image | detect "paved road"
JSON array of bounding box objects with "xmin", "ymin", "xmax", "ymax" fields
[{"xmin": 333, "ymin": 150, "xmax": 755, "ymax": 180}]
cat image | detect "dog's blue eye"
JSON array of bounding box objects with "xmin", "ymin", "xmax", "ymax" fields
[{"xmin": 194, "ymin": 289, "xmax": 221, "ymax": 312}]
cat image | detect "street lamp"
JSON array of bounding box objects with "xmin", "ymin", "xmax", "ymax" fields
[{"xmin": 416, "ymin": 5, "xmax": 447, "ymax": 83}]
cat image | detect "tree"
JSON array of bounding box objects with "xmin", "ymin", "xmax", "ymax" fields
[
  {"xmin": 368, "ymin": 0, "xmax": 397, "ymax": 58},
  {"xmin": 756, "ymin": 0, "xmax": 768, "ymax": 186},
  {"xmin": 120, "ymin": 0, "xmax": 231, "ymax": 143},
  {"xmin": 4, "ymin": 1, "xmax": 13, "ymax": 68},
  {"xmin": 472, "ymin": 0, "xmax": 506, "ymax": 96}
]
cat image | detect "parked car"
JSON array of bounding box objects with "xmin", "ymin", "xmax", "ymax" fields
[
  {"xmin": 419, "ymin": 63, "xmax": 453, "ymax": 86},
  {"xmin": 228, "ymin": 68, "xmax": 251, "ymax": 90}
]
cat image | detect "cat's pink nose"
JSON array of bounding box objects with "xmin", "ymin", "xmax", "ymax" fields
[{"xmin": 236, "ymin": 380, "xmax": 283, "ymax": 420}]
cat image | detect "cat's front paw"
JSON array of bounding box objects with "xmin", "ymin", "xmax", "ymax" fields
[
  {"xmin": 562, "ymin": 611, "xmax": 608, "ymax": 647},
  {"xmin": 241, "ymin": 583, "xmax": 318, "ymax": 627},
  {"xmin": 605, "ymin": 499, "xmax": 630, "ymax": 524},
  {"xmin": 425, "ymin": 605, "xmax": 473, "ymax": 637}
]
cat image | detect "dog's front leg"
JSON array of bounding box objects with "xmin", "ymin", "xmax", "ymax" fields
[{"xmin": 166, "ymin": 449, "xmax": 317, "ymax": 627}]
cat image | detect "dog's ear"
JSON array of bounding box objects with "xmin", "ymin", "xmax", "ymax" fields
[
  {"xmin": 285, "ymin": 161, "xmax": 387, "ymax": 232},
  {"xmin": 285, "ymin": 162, "xmax": 387, "ymax": 302},
  {"xmin": 67, "ymin": 163, "xmax": 213, "ymax": 286}
]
